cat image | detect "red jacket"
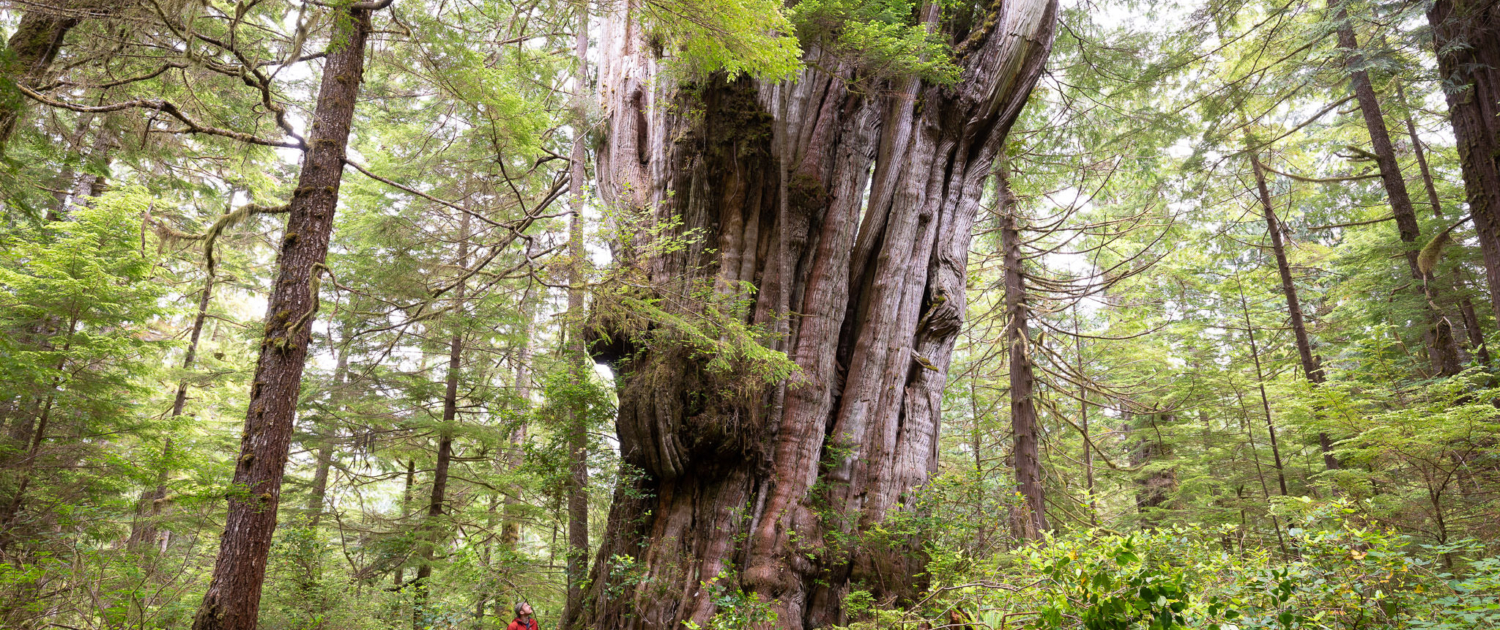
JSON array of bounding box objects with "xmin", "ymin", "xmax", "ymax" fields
[{"xmin": 508, "ymin": 618, "xmax": 537, "ymax": 630}]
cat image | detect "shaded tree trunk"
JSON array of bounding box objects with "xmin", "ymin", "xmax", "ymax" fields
[
  {"xmin": 1236, "ymin": 279, "xmax": 1290, "ymax": 497},
  {"xmin": 1131, "ymin": 412, "xmax": 1175, "ymax": 521},
  {"xmin": 1397, "ymin": 79, "xmax": 1494, "ymax": 367},
  {"xmin": 304, "ymin": 348, "xmax": 344, "ymax": 529},
  {"xmin": 1250, "ymin": 154, "xmax": 1338, "ymax": 470},
  {"xmin": 1333, "ymin": 3, "xmax": 1462, "ymax": 376},
  {"xmin": 0, "ymin": 10, "xmax": 79, "ymax": 152},
  {"xmin": 578, "ymin": 0, "xmax": 1058, "ymax": 627},
  {"xmin": 501, "ymin": 281, "xmax": 535, "ymax": 549},
  {"xmin": 191, "ymin": 7, "xmax": 375, "ymax": 629},
  {"xmin": 395, "ymin": 459, "xmax": 415, "ymax": 591},
  {"xmin": 1428, "ymin": 0, "xmax": 1500, "ymax": 326}
]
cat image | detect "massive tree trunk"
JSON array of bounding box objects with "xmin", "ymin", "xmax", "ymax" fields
[
  {"xmin": 578, "ymin": 0, "xmax": 1058, "ymax": 627},
  {"xmin": 1333, "ymin": 3, "xmax": 1463, "ymax": 376},
  {"xmin": 0, "ymin": 10, "xmax": 79, "ymax": 152},
  {"xmin": 191, "ymin": 6, "xmax": 375, "ymax": 630},
  {"xmin": 1428, "ymin": 0, "xmax": 1500, "ymax": 326}
]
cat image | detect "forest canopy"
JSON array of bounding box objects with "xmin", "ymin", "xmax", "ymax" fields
[{"xmin": 1, "ymin": 0, "xmax": 1499, "ymax": 628}]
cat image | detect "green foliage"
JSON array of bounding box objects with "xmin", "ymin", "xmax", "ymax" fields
[
  {"xmin": 644, "ymin": 0, "xmax": 804, "ymax": 80},
  {"xmin": 880, "ymin": 509, "xmax": 1500, "ymax": 630},
  {"xmin": 790, "ymin": 0, "xmax": 960, "ymax": 84}
]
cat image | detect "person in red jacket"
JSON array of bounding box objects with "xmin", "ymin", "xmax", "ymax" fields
[{"xmin": 507, "ymin": 602, "xmax": 537, "ymax": 630}]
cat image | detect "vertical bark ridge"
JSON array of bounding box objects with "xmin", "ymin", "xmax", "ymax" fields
[{"xmin": 582, "ymin": 0, "xmax": 1059, "ymax": 626}]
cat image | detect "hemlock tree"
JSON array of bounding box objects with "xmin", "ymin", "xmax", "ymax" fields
[
  {"xmin": 192, "ymin": 2, "xmax": 389, "ymax": 628},
  {"xmin": 578, "ymin": 0, "xmax": 1061, "ymax": 626}
]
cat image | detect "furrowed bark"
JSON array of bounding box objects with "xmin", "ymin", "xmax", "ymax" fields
[
  {"xmin": 579, "ymin": 0, "xmax": 1058, "ymax": 626},
  {"xmin": 1333, "ymin": 2, "xmax": 1462, "ymax": 376},
  {"xmin": 191, "ymin": 7, "xmax": 375, "ymax": 629},
  {"xmin": 1428, "ymin": 0, "xmax": 1500, "ymax": 326}
]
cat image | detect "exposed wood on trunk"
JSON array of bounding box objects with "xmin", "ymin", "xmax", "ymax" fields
[
  {"xmin": 190, "ymin": 6, "xmax": 376, "ymax": 629},
  {"xmin": 580, "ymin": 0, "xmax": 1059, "ymax": 625}
]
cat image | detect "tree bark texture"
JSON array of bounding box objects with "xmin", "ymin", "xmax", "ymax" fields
[
  {"xmin": 1429, "ymin": 0, "xmax": 1500, "ymax": 326},
  {"xmin": 0, "ymin": 10, "xmax": 79, "ymax": 152},
  {"xmin": 191, "ymin": 8, "xmax": 373, "ymax": 630},
  {"xmin": 1333, "ymin": 3, "xmax": 1463, "ymax": 376},
  {"xmin": 579, "ymin": 0, "xmax": 1058, "ymax": 627},
  {"xmin": 999, "ymin": 179, "xmax": 1047, "ymax": 539}
]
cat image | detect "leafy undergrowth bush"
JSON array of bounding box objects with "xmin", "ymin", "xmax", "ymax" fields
[{"xmin": 842, "ymin": 502, "xmax": 1500, "ymax": 630}]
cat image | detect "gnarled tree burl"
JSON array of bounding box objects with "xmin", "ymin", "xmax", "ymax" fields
[{"xmin": 582, "ymin": 0, "xmax": 1058, "ymax": 627}]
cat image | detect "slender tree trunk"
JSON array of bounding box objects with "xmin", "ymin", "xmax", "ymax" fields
[
  {"xmin": 1250, "ymin": 154, "xmax": 1339, "ymax": 470},
  {"xmin": 414, "ymin": 211, "xmax": 471, "ymax": 627},
  {"xmin": 1333, "ymin": 2, "xmax": 1463, "ymax": 375},
  {"xmin": 1228, "ymin": 382, "xmax": 1288, "ymax": 555},
  {"xmin": 1236, "ymin": 281, "xmax": 1290, "ymax": 497},
  {"xmin": 501, "ymin": 283, "xmax": 535, "ymax": 549},
  {"xmin": 1398, "ymin": 80, "xmax": 1495, "ymax": 367},
  {"xmin": 0, "ymin": 315, "xmax": 77, "ymax": 541},
  {"xmin": 561, "ymin": 11, "xmax": 591, "ymax": 628},
  {"xmin": 305, "ymin": 349, "xmax": 343, "ymax": 528},
  {"xmin": 0, "ymin": 10, "xmax": 79, "ymax": 152},
  {"xmin": 1073, "ymin": 306, "xmax": 1096, "ymax": 525},
  {"xmin": 395, "ymin": 459, "xmax": 415, "ymax": 591},
  {"xmin": 1428, "ymin": 0, "xmax": 1500, "ymax": 325},
  {"xmin": 129, "ymin": 275, "xmax": 215, "ymax": 550},
  {"xmin": 1000, "ymin": 177, "xmax": 1047, "ymax": 539},
  {"xmin": 579, "ymin": 0, "xmax": 1058, "ymax": 625},
  {"xmin": 191, "ymin": 7, "xmax": 375, "ymax": 629}
]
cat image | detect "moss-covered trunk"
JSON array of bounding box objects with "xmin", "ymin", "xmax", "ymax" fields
[{"xmin": 580, "ymin": 0, "xmax": 1058, "ymax": 627}]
